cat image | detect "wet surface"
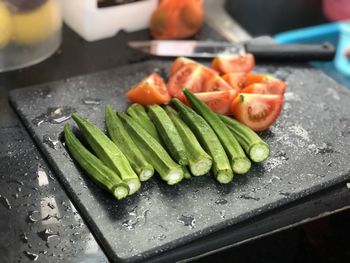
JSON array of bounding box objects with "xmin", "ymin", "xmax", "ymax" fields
[
  {"xmin": 9, "ymin": 60, "xmax": 350, "ymax": 262},
  {"xmin": 0, "ymin": 24, "xmax": 227, "ymax": 263}
]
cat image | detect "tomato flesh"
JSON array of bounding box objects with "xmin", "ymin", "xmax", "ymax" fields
[
  {"xmin": 231, "ymin": 93, "xmax": 283, "ymax": 131},
  {"xmin": 169, "ymin": 57, "xmax": 198, "ymax": 76},
  {"xmin": 244, "ymin": 73, "xmax": 286, "ymax": 94},
  {"xmin": 167, "ymin": 63, "xmax": 215, "ymax": 99},
  {"xmin": 181, "ymin": 90, "xmax": 237, "ymax": 115},
  {"xmin": 212, "ymin": 53, "xmax": 255, "ymax": 74},
  {"xmin": 126, "ymin": 72, "xmax": 170, "ymax": 105},
  {"xmin": 222, "ymin": 72, "xmax": 247, "ymax": 92},
  {"xmin": 203, "ymin": 74, "xmax": 233, "ymax": 92}
]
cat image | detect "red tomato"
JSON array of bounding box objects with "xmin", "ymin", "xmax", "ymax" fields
[
  {"xmin": 212, "ymin": 53, "xmax": 255, "ymax": 74},
  {"xmin": 241, "ymin": 82, "xmax": 285, "ymax": 95},
  {"xmin": 126, "ymin": 72, "xmax": 170, "ymax": 105},
  {"xmin": 231, "ymin": 93, "xmax": 283, "ymax": 131},
  {"xmin": 169, "ymin": 57, "xmax": 198, "ymax": 76},
  {"xmin": 167, "ymin": 63, "xmax": 214, "ymax": 99},
  {"xmin": 221, "ymin": 72, "xmax": 247, "ymax": 92},
  {"xmin": 244, "ymin": 73, "xmax": 286, "ymax": 94},
  {"xmin": 181, "ymin": 90, "xmax": 238, "ymax": 114},
  {"xmin": 203, "ymin": 74, "xmax": 233, "ymax": 92}
]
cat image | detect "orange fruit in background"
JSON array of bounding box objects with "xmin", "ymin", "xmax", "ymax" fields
[
  {"xmin": 12, "ymin": 0, "xmax": 61, "ymax": 45},
  {"xmin": 0, "ymin": 2, "xmax": 12, "ymax": 48},
  {"xmin": 150, "ymin": 0, "xmax": 204, "ymax": 40}
]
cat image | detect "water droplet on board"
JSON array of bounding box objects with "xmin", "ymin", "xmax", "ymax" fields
[
  {"xmin": 37, "ymin": 229, "xmax": 59, "ymax": 242},
  {"xmin": 32, "ymin": 107, "xmax": 75, "ymax": 126},
  {"xmin": 240, "ymin": 194, "xmax": 260, "ymax": 201},
  {"xmin": 24, "ymin": 251, "xmax": 39, "ymax": 261},
  {"xmin": 27, "ymin": 211, "xmax": 40, "ymax": 223},
  {"xmin": 82, "ymin": 98, "xmax": 101, "ymax": 105},
  {"xmin": 20, "ymin": 233, "xmax": 29, "ymax": 243},
  {"xmin": 0, "ymin": 195, "xmax": 12, "ymax": 210},
  {"xmin": 177, "ymin": 215, "xmax": 196, "ymax": 229},
  {"xmin": 43, "ymin": 135, "xmax": 59, "ymax": 150},
  {"xmin": 279, "ymin": 191, "xmax": 291, "ymax": 197},
  {"xmin": 158, "ymin": 234, "xmax": 167, "ymax": 241},
  {"xmin": 273, "ymin": 150, "xmax": 288, "ymax": 160},
  {"xmin": 215, "ymin": 199, "xmax": 228, "ymax": 205}
]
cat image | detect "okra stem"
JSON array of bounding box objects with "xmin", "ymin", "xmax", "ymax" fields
[
  {"xmin": 117, "ymin": 112, "xmax": 184, "ymax": 185},
  {"xmin": 105, "ymin": 105, "xmax": 154, "ymax": 181},
  {"xmin": 64, "ymin": 124, "xmax": 129, "ymax": 200},
  {"xmin": 183, "ymin": 89, "xmax": 251, "ymax": 175},
  {"xmin": 72, "ymin": 114, "xmax": 141, "ymax": 195},
  {"xmin": 219, "ymin": 115, "xmax": 270, "ymax": 162}
]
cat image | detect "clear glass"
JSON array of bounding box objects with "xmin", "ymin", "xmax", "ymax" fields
[{"xmin": 0, "ymin": 0, "xmax": 62, "ymax": 72}]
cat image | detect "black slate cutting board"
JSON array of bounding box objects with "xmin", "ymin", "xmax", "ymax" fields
[{"xmin": 9, "ymin": 60, "xmax": 350, "ymax": 263}]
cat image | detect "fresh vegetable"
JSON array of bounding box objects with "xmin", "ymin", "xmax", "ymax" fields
[
  {"xmin": 64, "ymin": 124, "xmax": 129, "ymax": 200},
  {"xmin": 243, "ymin": 74, "xmax": 287, "ymax": 94},
  {"xmin": 117, "ymin": 112, "xmax": 184, "ymax": 185},
  {"xmin": 71, "ymin": 113, "xmax": 141, "ymax": 195},
  {"xmin": 221, "ymin": 73, "xmax": 247, "ymax": 92},
  {"xmin": 171, "ymin": 98, "xmax": 233, "ymax": 184},
  {"xmin": 219, "ymin": 115, "xmax": 270, "ymax": 162},
  {"xmin": 147, "ymin": 104, "xmax": 189, "ymax": 165},
  {"xmin": 165, "ymin": 106, "xmax": 212, "ymax": 176},
  {"xmin": 231, "ymin": 93, "xmax": 283, "ymax": 131},
  {"xmin": 182, "ymin": 166, "xmax": 191, "ymax": 179},
  {"xmin": 169, "ymin": 57, "xmax": 198, "ymax": 76},
  {"xmin": 126, "ymin": 72, "xmax": 170, "ymax": 106},
  {"xmin": 241, "ymin": 83, "xmax": 285, "ymax": 95},
  {"xmin": 127, "ymin": 103, "xmax": 161, "ymax": 143},
  {"xmin": 212, "ymin": 54, "xmax": 255, "ymax": 74},
  {"xmin": 150, "ymin": 0, "xmax": 204, "ymax": 40},
  {"xmin": 183, "ymin": 89, "xmax": 251, "ymax": 174},
  {"xmin": 203, "ymin": 74, "xmax": 233, "ymax": 92},
  {"xmin": 105, "ymin": 105, "xmax": 154, "ymax": 181},
  {"xmin": 167, "ymin": 63, "xmax": 212, "ymax": 99},
  {"xmin": 180, "ymin": 90, "xmax": 237, "ymax": 115}
]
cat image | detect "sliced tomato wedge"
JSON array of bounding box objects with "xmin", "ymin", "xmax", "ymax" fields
[
  {"xmin": 244, "ymin": 73, "xmax": 287, "ymax": 94},
  {"xmin": 231, "ymin": 93, "xmax": 283, "ymax": 131},
  {"xmin": 126, "ymin": 72, "xmax": 170, "ymax": 105},
  {"xmin": 203, "ymin": 74, "xmax": 233, "ymax": 92},
  {"xmin": 169, "ymin": 57, "xmax": 198, "ymax": 76},
  {"xmin": 212, "ymin": 53, "xmax": 255, "ymax": 74},
  {"xmin": 221, "ymin": 72, "xmax": 247, "ymax": 92},
  {"xmin": 241, "ymin": 83, "xmax": 285, "ymax": 95},
  {"xmin": 181, "ymin": 90, "xmax": 238, "ymax": 115},
  {"xmin": 167, "ymin": 63, "xmax": 215, "ymax": 99}
]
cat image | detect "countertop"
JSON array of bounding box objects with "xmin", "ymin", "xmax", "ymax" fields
[{"xmin": 1, "ymin": 24, "xmax": 350, "ymax": 263}]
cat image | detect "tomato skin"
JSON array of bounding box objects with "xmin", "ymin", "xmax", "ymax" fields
[
  {"xmin": 231, "ymin": 93, "xmax": 283, "ymax": 131},
  {"xmin": 203, "ymin": 74, "xmax": 233, "ymax": 92},
  {"xmin": 212, "ymin": 53, "xmax": 255, "ymax": 74},
  {"xmin": 167, "ymin": 63, "xmax": 216, "ymax": 99},
  {"xmin": 169, "ymin": 57, "xmax": 197, "ymax": 76},
  {"xmin": 150, "ymin": 0, "xmax": 204, "ymax": 39},
  {"xmin": 241, "ymin": 82, "xmax": 285, "ymax": 95},
  {"xmin": 222, "ymin": 73, "xmax": 247, "ymax": 92},
  {"xmin": 180, "ymin": 90, "xmax": 238, "ymax": 114},
  {"xmin": 244, "ymin": 73, "xmax": 286, "ymax": 94},
  {"xmin": 126, "ymin": 72, "xmax": 170, "ymax": 105}
]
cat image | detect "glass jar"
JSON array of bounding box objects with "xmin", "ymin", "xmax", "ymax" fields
[{"xmin": 0, "ymin": 0, "xmax": 62, "ymax": 72}]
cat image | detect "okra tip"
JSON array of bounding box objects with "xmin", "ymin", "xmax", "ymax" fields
[
  {"xmin": 112, "ymin": 184, "xmax": 129, "ymax": 200},
  {"xmin": 249, "ymin": 143, "xmax": 270, "ymax": 163},
  {"xmin": 216, "ymin": 171, "xmax": 234, "ymax": 184},
  {"xmin": 232, "ymin": 157, "xmax": 251, "ymax": 175}
]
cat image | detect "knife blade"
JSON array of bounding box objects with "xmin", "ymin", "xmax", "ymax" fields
[{"xmin": 128, "ymin": 40, "xmax": 335, "ymax": 61}]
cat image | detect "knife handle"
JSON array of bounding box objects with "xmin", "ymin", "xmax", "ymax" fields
[{"xmin": 244, "ymin": 42, "xmax": 336, "ymax": 61}]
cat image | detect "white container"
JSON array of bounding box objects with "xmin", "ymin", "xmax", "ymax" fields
[{"xmin": 62, "ymin": 0, "xmax": 158, "ymax": 42}]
